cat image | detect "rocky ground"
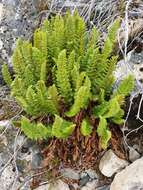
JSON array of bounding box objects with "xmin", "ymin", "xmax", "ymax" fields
[{"xmin": 0, "ymin": 0, "xmax": 143, "ymax": 190}]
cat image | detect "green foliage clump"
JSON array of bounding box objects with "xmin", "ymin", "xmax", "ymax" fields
[{"xmin": 2, "ymin": 12, "xmax": 134, "ymax": 149}]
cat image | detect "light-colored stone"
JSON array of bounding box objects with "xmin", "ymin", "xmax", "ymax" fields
[
  {"xmin": 72, "ymin": 183, "xmax": 79, "ymax": 189},
  {"xmin": 0, "ymin": 120, "xmax": 10, "ymax": 128},
  {"xmin": 114, "ymin": 59, "xmax": 132, "ymax": 81},
  {"xmin": 81, "ymin": 180, "xmax": 98, "ymax": 190},
  {"xmin": 85, "ymin": 169, "xmax": 98, "ymax": 179},
  {"xmin": 35, "ymin": 180, "xmax": 70, "ymax": 190},
  {"xmin": 129, "ymin": 147, "xmax": 140, "ymax": 162},
  {"xmin": 0, "ymin": 135, "xmax": 8, "ymax": 146},
  {"xmin": 0, "ymin": 164, "xmax": 20, "ymax": 189},
  {"xmin": 61, "ymin": 168, "xmax": 80, "ymax": 180},
  {"xmin": 35, "ymin": 184, "xmax": 50, "ymax": 190},
  {"xmin": 0, "ymin": 3, "xmax": 3, "ymax": 22},
  {"xmin": 110, "ymin": 158, "xmax": 143, "ymax": 190},
  {"xmin": 99, "ymin": 149, "xmax": 129, "ymax": 177}
]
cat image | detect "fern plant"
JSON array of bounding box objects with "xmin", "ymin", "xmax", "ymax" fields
[{"xmin": 2, "ymin": 11, "xmax": 134, "ymax": 149}]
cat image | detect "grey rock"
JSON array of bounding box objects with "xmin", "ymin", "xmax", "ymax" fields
[
  {"xmin": 16, "ymin": 135, "xmax": 25, "ymax": 148},
  {"xmin": 114, "ymin": 58, "xmax": 133, "ymax": 82},
  {"xmin": 85, "ymin": 169, "xmax": 98, "ymax": 179},
  {"xmin": 16, "ymin": 159, "xmax": 30, "ymax": 173},
  {"xmin": 97, "ymin": 186, "xmax": 110, "ymax": 190},
  {"xmin": 0, "ymin": 134, "xmax": 8, "ymax": 146},
  {"xmin": 35, "ymin": 180, "xmax": 70, "ymax": 190},
  {"xmin": 80, "ymin": 169, "xmax": 98, "ymax": 186},
  {"xmin": 0, "ymin": 151, "xmax": 11, "ymax": 168},
  {"xmin": 99, "ymin": 149, "xmax": 129, "ymax": 177},
  {"xmin": 0, "ymin": 120, "xmax": 10, "ymax": 128},
  {"xmin": 70, "ymin": 183, "xmax": 79, "ymax": 189},
  {"xmin": 0, "ymin": 164, "xmax": 20, "ymax": 190},
  {"xmin": 80, "ymin": 174, "xmax": 90, "ymax": 187},
  {"xmin": 129, "ymin": 147, "xmax": 140, "ymax": 162},
  {"xmin": 31, "ymin": 152, "xmax": 43, "ymax": 169},
  {"xmin": 0, "ymin": 122, "xmax": 35, "ymax": 188},
  {"xmin": 81, "ymin": 180, "xmax": 98, "ymax": 190},
  {"xmin": 80, "ymin": 171, "xmax": 88, "ymax": 179},
  {"xmin": 0, "ymin": 3, "xmax": 3, "ymax": 21},
  {"xmin": 22, "ymin": 139, "xmax": 35, "ymax": 149},
  {"xmin": 61, "ymin": 168, "xmax": 80, "ymax": 180},
  {"xmin": 110, "ymin": 158, "xmax": 143, "ymax": 190},
  {"xmin": 0, "ymin": 0, "xmax": 42, "ymax": 77},
  {"xmin": 114, "ymin": 50, "xmax": 143, "ymax": 96},
  {"xmin": 30, "ymin": 144, "xmax": 40, "ymax": 154}
]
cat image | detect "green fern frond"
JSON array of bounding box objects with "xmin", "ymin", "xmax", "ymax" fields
[
  {"xmin": 21, "ymin": 116, "xmax": 52, "ymax": 140},
  {"xmin": 97, "ymin": 116, "xmax": 111, "ymax": 149},
  {"xmin": 34, "ymin": 30, "xmax": 48, "ymax": 58},
  {"xmin": 12, "ymin": 43, "xmax": 25, "ymax": 76},
  {"xmin": 23, "ymin": 64, "xmax": 35, "ymax": 87},
  {"xmin": 16, "ymin": 96, "xmax": 28, "ymax": 110},
  {"xmin": 65, "ymin": 86, "xmax": 88, "ymax": 117},
  {"xmin": 80, "ymin": 119, "xmax": 92, "ymax": 136},
  {"xmin": 11, "ymin": 77, "xmax": 26, "ymax": 97},
  {"xmin": 66, "ymin": 76, "xmax": 91, "ymax": 117},
  {"xmin": 93, "ymin": 102, "xmax": 109, "ymax": 117},
  {"xmin": 113, "ymin": 75, "xmax": 134, "ymax": 97},
  {"xmin": 35, "ymin": 81, "xmax": 59, "ymax": 115},
  {"xmin": 107, "ymin": 19, "xmax": 120, "ymax": 44},
  {"xmin": 94, "ymin": 97, "xmax": 121, "ymax": 118},
  {"xmin": 102, "ymin": 19, "xmax": 120, "ymax": 58},
  {"xmin": 88, "ymin": 27, "xmax": 99, "ymax": 48},
  {"xmin": 70, "ymin": 64, "xmax": 80, "ymax": 89},
  {"xmin": 103, "ymin": 97, "xmax": 120, "ymax": 118},
  {"xmin": 40, "ymin": 61, "xmax": 47, "ymax": 81},
  {"xmin": 56, "ymin": 49, "xmax": 72, "ymax": 103},
  {"xmin": 20, "ymin": 41, "xmax": 33, "ymax": 66},
  {"xmin": 49, "ymin": 15, "xmax": 65, "ymax": 58},
  {"xmin": 68, "ymin": 50, "xmax": 75, "ymax": 73},
  {"xmin": 48, "ymin": 84, "xmax": 59, "ymax": 113},
  {"xmin": 2, "ymin": 64, "xmax": 12, "ymax": 87},
  {"xmin": 42, "ymin": 19, "xmax": 50, "ymax": 32},
  {"xmin": 74, "ymin": 11, "xmax": 86, "ymax": 56},
  {"xmin": 111, "ymin": 109, "xmax": 124, "ymax": 124},
  {"xmin": 25, "ymin": 85, "xmax": 39, "ymax": 115},
  {"xmin": 32, "ymin": 47, "xmax": 46, "ymax": 80},
  {"xmin": 75, "ymin": 72, "xmax": 86, "ymax": 92},
  {"xmin": 52, "ymin": 115, "xmax": 76, "ymax": 138}
]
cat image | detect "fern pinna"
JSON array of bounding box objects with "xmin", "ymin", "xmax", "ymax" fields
[{"xmin": 2, "ymin": 11, "xmax": 134, "ymax": 149}]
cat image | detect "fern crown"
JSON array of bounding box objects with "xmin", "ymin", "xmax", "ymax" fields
[{"xmin": 2, "ymin": 12, "xmax": 134, "ymax": 149}]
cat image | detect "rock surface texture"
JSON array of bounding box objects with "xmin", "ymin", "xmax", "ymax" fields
[
  {"xmin": 110, "ymin": 158, "xmax": 143, "ymax": 190},
  {"xmin": 35, "ymin": 180, "xmax": 70, "ymax": 190},
  {"xmin": 99, "ymin": 149, "xmax": 129, "ymax": 177}
]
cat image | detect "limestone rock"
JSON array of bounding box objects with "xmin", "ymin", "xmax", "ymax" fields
[
  {"xmin": 35, "ymin": 180, "xmax": 70, "ymax": 190},
  {"xmin": 99, "ymin": 149, "xmax": 129, "ymax": 177},
  {"xmin": 110, "ymin": 158, "xmax": 143, "ymax": 190},
  {"xmin": 81, "ymin": 180, "xmax": 98, "ymax": 190},
  {"xmin": 0, "ymin": 164, "xmax": 20, "ymax": 190},
  {"xmin": 61, "ymin": 168, "xmax": 80, "ymax": 180},
  {"xmin": 129, "ymin": 147, "xmax": 140, "ymax": 162},
  {"xmin": 0, "ymin": 3, "xmax": 3, "ymax": 22}
]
